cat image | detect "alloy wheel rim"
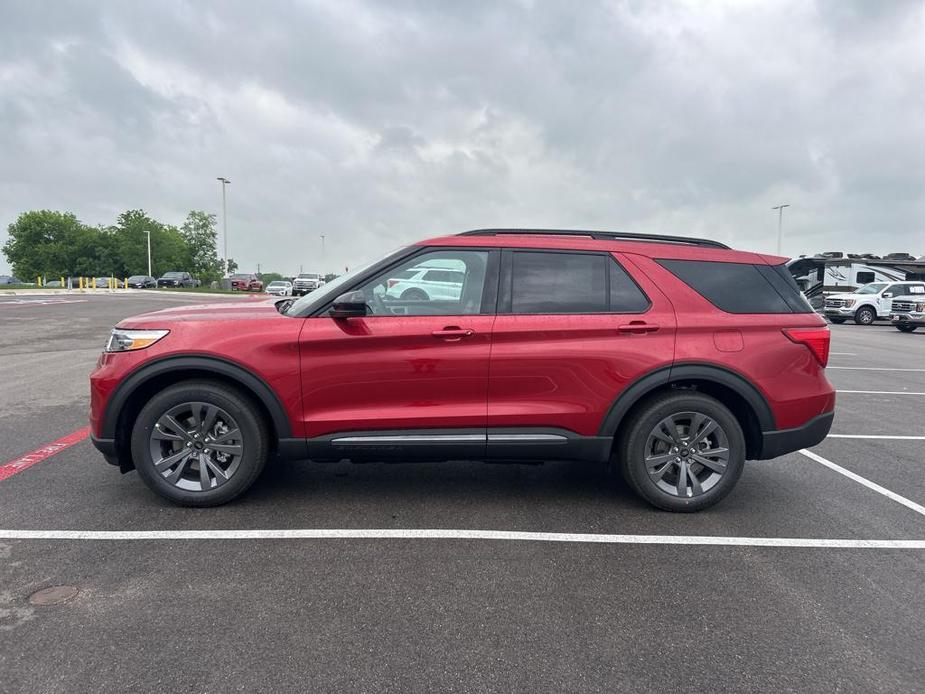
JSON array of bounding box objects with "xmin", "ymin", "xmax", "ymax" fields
[
  {"xmin": 644, "ymin": 411, "xmax": 730, "ymax": 498},
  {"xmin": 148, "ymin": 402, "xmax": 243, "ymax": 492}
]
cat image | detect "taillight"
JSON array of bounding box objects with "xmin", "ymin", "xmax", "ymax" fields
[{"xmin": 783, "ymin": 328, "xmax": 830, "ymax": 367}]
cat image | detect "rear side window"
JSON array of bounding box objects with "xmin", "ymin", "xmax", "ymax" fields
[
  {"xmin": 856, "ymin": 271, "xmax": 875, "ymax": 284},
  {"xmin": 508, "ymin": 251, "xmax": 649, "ymax": 314},
  {"xmin": 657, "ymin": 259, "xmax": 813, "ymax": 314}
]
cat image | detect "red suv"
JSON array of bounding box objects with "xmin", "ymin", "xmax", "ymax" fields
[{"xmin": 90, "ymin": 229, "xmax": 834, "ymax": 511}]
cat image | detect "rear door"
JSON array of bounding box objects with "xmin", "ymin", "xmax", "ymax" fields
[{"xmin": 486, "ymin": 249, "xmax": 676, "ymax": 458}]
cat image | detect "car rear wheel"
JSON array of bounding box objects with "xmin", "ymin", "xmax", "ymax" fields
[
  {"xmin": 617, "ymin": 392, "xmax": 745, "ymax": 512},
  {"xmin": 401, "ymin": 288, "xmax": 429, "ymax": 301},
  {"xmin": 896, "ymin": 324, "xmax": 918, "ymax": 333},
  {"xmin": 829, "ymin": 318, "xmax": 846, "ymax": 324},
  {"xmin": 130, "ymin": 381, "xmax": 268, "ymax": 506},
  {"xmin": 854, "ymin": 306, "xmax": 876, "ymax": 325}
]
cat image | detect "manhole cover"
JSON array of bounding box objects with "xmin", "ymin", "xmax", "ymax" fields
[{"xmin": 28, "ymin": 586, "xmax": 79, "ymax": 606}]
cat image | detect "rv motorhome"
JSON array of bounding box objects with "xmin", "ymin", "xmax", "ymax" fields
[{"xmin": 788, "ymin": 253, "xmax": 925, "ymax": 310}]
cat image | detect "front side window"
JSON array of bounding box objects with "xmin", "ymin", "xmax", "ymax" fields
[{"xmin": 358, "ymin": 250, "xmax": 490, "ymax": 316}]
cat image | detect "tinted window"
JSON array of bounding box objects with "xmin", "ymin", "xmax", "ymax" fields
[
  {"xmin": 856, "ymin": 271, "xmax": 875, "ymax": 284},
  {"xmin": 658, "ymin": 259, "xmax": 805, "ymax": 314},
  {"xmin": 610, "ymin": 260, "xmax": 651, "ymax": 312},
  {"xmin": 512, "ymin": 252, "xmax": 607, "ymax": 313}
]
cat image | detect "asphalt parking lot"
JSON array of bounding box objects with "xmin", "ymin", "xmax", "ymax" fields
[{"xmin": 1, "ymin": 294, "xmax": 923, "ymax": 693}]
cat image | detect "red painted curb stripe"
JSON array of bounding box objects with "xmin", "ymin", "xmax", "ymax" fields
[{"xmin": 0, "ymin": 426, "xmax": 90, "ymax": 481}]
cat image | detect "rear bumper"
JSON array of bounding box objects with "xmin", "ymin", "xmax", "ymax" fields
[{"xmin": 757, "ymin": 411, "xmax": 834, "ymax": 460}]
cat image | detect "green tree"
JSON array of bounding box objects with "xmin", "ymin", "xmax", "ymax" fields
[
  {"xmin": 226, "ymin": 258, "xmax": 238, "ymax": 274},
  {"xmin": 180, "ymin": 211, "xmax": 222, "ymax": 283},
  {"xmin": 259, "ymin": 271, "xmax": 285, "ymax": 283},
  {"xmin": 108, "ymin": 210, "xmax": 192, "ymax": 277},
  {"xmin": 2, "ymin": 210, "xmax": 93, "ymax": 278}
]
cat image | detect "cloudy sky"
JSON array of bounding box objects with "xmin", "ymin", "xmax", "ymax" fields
[{"xmin": 1, "ymin": 0, "xmax": 924, "ymax": 276}]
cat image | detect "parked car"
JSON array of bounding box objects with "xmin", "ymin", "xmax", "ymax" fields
[
  {"xmin": 230, "ymin": 273, "xmax": 264, "ymax": 292},
  {"xmin": 265, "ymin": 280, "xmax": 293, "ymax": 296},
  {"xmin": 157, "ymin": 272, "xmax": 197, "ymax": 288},
  {"xmin": 127, "ymin": 275, "xmax": 157, "ymax": 289},
  {"xmin": 90, "ymin": 228, "xmax": 834, "ymax": 511},
  {"xmin": 45, "ymin": 280, "xmax": 62, "ymax": 287},
  {"xmin": 0, "ymin": 275, "xmax": 23, "ymax": 285},
  {"xmin": 890, "ymin": 288, "xmax": 925, "ymax": 332},
  {"xmin": 383, "ymin": 262, "xmax": 467, "ymax": 301},
  {"xmin": 94, "ymin": 277, "xmax": 125, "ymax": 288},
  {"xmin": 292, "ymin": 272, "xmax": 324, "ymax": 296},
  {"xmin": 824, "ymin": 281, "xmax": 925, "ymax": 324}
]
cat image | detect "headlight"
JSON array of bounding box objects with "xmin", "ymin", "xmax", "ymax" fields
[
  {"xmin": 916, "ymin": 302, "xmax": 925, "ymax": 312},
  {"xmin": 105, "ymin": 328, "xmax": 169, "ymax": 353},
  {"xmin": 842, "ymin": 299, "xmax": 855, "ymax": 308}
]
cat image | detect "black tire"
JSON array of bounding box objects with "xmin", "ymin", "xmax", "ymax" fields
[
  {"xmin": 896, "ymin": 324, "xmax": 918, "ymax": 333},
  {"xmin": 130, "ymin": 380, "xmax": 269, "ymax": 507},
  {"xmin": 829, "ymin": 318, "xmax": 847, "ymax": 324},
  {"xmin": 616, "ymin": 392, "xmax": 745, "ymax": 512},
  {"xmin": 854, "ymin": 306, "xmax": 876, "ymax": 325},
  {"xmin": 401, "ymin": 288, "xmax": 429, "ymax": 301}
]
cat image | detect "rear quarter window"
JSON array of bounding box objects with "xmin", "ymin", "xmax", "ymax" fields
[{"xmin": 657, "ymin": 259, "xmax": 812, "ymax": 314}]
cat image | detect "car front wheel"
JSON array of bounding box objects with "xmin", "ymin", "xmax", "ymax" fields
[
  {"xmin": 896, "ymin": 323, "xmax": 918, "ymax": 333},
  {"xmin": 829, "ymin": 317, "xmax": 846, "ymax": 324},
  {"xmin": 617, "ymin": 392, "xmax": 745, "ymax": 512},
  {"xmin": 854, "ymin": 306, "xmax": 876, "ymax": 325},
  {"xmin": 130, "ymin": 381, "xmax": 268, "ymax": 506}
]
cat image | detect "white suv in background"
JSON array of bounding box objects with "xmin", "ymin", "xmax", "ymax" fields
[
  {"xmin": 824, "ymin": 281, "xmax": 925, "ymax": 325},
  {"xmin": 383, "ymin": 264, "xmax": 466, "ymax": 301}
]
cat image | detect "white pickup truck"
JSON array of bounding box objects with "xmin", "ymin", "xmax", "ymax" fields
[{"xmin": 824, "ymin": 281, "xmax": 925, "ymax": 325}]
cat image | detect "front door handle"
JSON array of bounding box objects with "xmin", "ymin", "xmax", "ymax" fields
[
  {"xmin": 617, "ymin": 321, "xmax": 660, "ymax": 334},
  {"xmin": 432, "ymin": 327, "xmax": 475, "ymax": 341}
]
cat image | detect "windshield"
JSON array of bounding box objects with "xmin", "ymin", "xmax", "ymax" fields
[
  {"xmin": 128, "ymin": 276, "xmax": 146, "ymax": 281},
  {"xmin": 299, "ymin": 273, "xmax": 321, "ymax": 279},
  {"xmin": 268, "ymin": 281, "xmax": 289, "ymax": 287},
  {"xmin": 286, "ymin": 247, "xmax": 407, "ymax": 316},
  {"xmin": 163, "ymin": 272, "xmax": 182, "ymax": 278},
  {"xmin": 856, "ymin": 283, "xmax": 886, "ymax": 295}
]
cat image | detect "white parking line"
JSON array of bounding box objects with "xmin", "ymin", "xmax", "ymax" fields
[
  {"xmin": 828, "ymin": 367, "xmax": 925, "ymax": 372},
  {"xmin": 0, "ymin": 528, "xmax": 921, "ymax": 548},
  {"xmin": 826, "ymin": 435, "xmax": 925, "ymax": 440},
  {"xmin": 837, "ymin": 390, "xmax": 925, "ymax": 396},
  {"xmin": 799, "ymin": 449, "xmax": 925, "ymax": 518}
]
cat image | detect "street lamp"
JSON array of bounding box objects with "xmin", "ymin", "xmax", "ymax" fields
[
  {"xmin": 320, "ymin": 234, "xmax": 326, "ymax": 273},
  {"xmin": 217, "ymin": 177, "xmax": 231, "ymax": 274},
  {"xmin": 143, "ymin": 230, "xmax": 152, "ymax": 277},
  {"xmin": 772, "ymin": 204, "xmax": 790, "ymax": 255}
]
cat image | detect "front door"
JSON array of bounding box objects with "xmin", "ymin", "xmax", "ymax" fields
[{"xmin": 299, "ymin": 248, "xmax": 498, "ymax": 460}]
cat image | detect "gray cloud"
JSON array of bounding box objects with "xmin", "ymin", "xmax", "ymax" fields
[{"xmin": 1, "ymin": 0, "xmax": 924, "ymax": 276}]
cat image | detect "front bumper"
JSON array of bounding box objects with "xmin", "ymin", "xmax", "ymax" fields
[
  {"xmin": 891, "ymin": 313, "xmax": 925, "ymax": 326},
  {"xmin": 823, "ymin": 307, "xmax": 855, "ymax": 317},
  {"xmin": 758, "ymin": 411, "xmax": 834, "ymax": 459}
]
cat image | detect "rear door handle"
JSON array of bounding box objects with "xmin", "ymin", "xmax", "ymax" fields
[
  {"xmin": 432, "ymin": 327, "xmax": 475, "ymax": 341},
  {"xmin": 617, "ymin": 321, "xmax": 660, "ymax": 334}
]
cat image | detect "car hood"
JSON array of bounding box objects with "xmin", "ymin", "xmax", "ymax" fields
[
  {"xmin": 827, "ymin": 292, "xmax": 870, "ymax": 300},
  {"xmin": 118, "ymin": 299, "xmax": 285, "ymax": 326}
]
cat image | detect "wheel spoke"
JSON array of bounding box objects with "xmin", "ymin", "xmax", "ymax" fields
[
  {"xmin": 688, "ymin": 466, "xmax": 704, "ymax": 496},
  {"xmin": 200, "ymin": 405, "xmax": 219, "ymax": 436},
  {"xmin": 204, "ymin": 458, "xmax": 230, "ymax": 487},
  {"xmin": 162, "ymin": 414, "xmax": 193, "ymax": 443},
  {"xmin": 165, "ymin": 454, "xmax": 192, "ymax": 484},
  {"xmin": 198, "ymin": 453, "xmax": 212, "ymax": 490},
  {"xmin": 691, "ymin": 418, "xmax": 718, "ymax": 446},
  {"xmin": 646, "ymin": 453, "xmax": 675, "ymax": 471},
  {"xmin": 692, "ymin": 453, "xmax": 727, "ymax": 473},
  {"xmin": 676, "ymin": 460, "xmax": 689, "ymax": 497},
  {"xmin": 152, "ymin": 428, "xmax": 183, "ymax": 442},
  {"xmin": 154, "ymin": 448, "xmax": 191, "ymax": 472},
  {"xmin": 653, "ymin": 420, "xmax": 680, "ymax": 446}
]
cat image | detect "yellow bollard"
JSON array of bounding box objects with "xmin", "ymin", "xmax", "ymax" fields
[
  {"xmin": 37, "ymin": 276, "xmax": 42, "ymax": 287},
  {"xmin": 60, "ymin": 277, "xmax": 65, "ymax": 287}
]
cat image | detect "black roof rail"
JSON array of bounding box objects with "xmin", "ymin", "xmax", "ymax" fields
[{"xmin": 457, "ymin": 228, "xmax": 730, "ymax": 249}]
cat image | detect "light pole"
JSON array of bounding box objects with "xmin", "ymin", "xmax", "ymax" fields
[
  {"xmin": 143, "ymin": 230, "xmax": 152, "ymax": 277},
  {"xmin": 217, "ymin": 177, "xmax": 231, "ymax": 274},
  {"xmin": 320, "ymin": 234, "xmax": 326, "ymax": 273},
  {"xmin": 772, "ymin": 204, "xmax": 790, "ymax": 255}
]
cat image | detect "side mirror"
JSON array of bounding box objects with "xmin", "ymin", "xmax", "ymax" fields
[
  {"xmin": 882, "ymin": 292, "xmax": 893, "ymax": 298},
  {"xmin": 330, "ymin": 290, "xmax": 368, "ymax": 319}
]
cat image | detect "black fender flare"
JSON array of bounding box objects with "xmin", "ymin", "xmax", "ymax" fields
[
  {"xmin": 597, "ymin": 362, "xmax": 776, "ymax": 437},
  {"xmin": 100, "ymin": 355, "xmax": 293, "ymax": 440}
]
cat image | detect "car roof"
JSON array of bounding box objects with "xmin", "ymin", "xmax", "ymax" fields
[{"xmin": 416, "ymin": 229, "xmax": 783, "ymax": 264}]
